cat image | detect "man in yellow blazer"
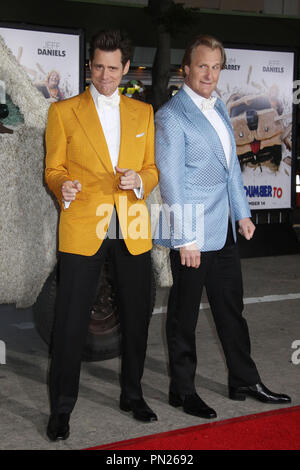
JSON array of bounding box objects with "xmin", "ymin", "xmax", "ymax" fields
[{"xmin": 45, "ymin": 30, "xmax": 159, "ymax": 441}]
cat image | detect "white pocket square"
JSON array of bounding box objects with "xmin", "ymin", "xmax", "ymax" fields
[{"xmin": 136, "ymin": 133, "xmax": 145, "ymax": 138}]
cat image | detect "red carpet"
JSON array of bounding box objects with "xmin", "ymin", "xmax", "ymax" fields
[{"xmin": 87, "ymin": 406, "xmax": 300, "ymax": 450}]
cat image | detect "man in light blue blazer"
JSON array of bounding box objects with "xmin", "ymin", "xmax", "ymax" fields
[{"xmin": 155, "ymin": 35, "xmax": 291, "ymax": 419}]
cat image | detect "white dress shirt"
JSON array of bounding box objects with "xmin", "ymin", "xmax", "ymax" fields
[
  {"xmin": 90, "ymin": 83, "xmax": 121, "ymax": 172},
  {"xmin": 64, "ymin": 84, "xmax": 143, "ymax": 209},
  {"xmin": 183, "ymin": 83, "xmax": 232, "ymax": 168},
  {"xmin": 175, "ymin": 84, "xmax": 232, "ymax": 248},
  {"xmin": 90, "ymin": 83, "xmax": 143, "ymax": 199}
]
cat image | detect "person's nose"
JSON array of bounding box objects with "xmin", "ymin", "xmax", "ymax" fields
[
  {"xmin": 100, "ymin": 67, "xmax": 109, "ymax": 80},
  {"xmin": 204, "ymin": 67, "xmax": 213, "ymax": 81}
]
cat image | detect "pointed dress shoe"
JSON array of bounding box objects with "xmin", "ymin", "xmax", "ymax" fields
[
  {"xmin": 47, "ymin": 413, "xmax": 70, "ymax": 441},
  {"xmin": 169, "ymin": 392, "xmax": 217, "ymax": 419},
  {"xmin": 229, "ymin": 382, "xmax": 291, "ymax": 404},
  {"xmin": 120, "ymin": 396, "xmax": 158, "ymax": 422}
]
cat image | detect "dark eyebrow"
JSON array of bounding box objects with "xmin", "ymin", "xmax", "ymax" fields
[
  {"xmin": 93, "ymin": 63, "xmax": 119, "ymax": 68},
  {"xmin": 199, "ymin": 62, "xmax": 221, "ymax": 66}
]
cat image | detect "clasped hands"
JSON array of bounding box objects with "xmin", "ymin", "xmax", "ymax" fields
[
  {"xmin": 61, "ymin": 166, "xmax": 140, "ymax": 202},
  {"xmin": 180, "ymin": 218, "xmax": 255, "ymax": 269}
]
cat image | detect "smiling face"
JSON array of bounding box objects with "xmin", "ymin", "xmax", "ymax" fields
[
  {"xmin": 184, "ymin": 45, "xmax": 222, "ymax": 99},
  {"xmin": 48, "ymin": 72, "xmax": 60, "ymax": 88},
  {"xmin": 89, "ymin": 48, "xmax": 130, "ymax": 97}
]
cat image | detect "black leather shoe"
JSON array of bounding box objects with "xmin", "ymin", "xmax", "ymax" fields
[
  {"xmin": 229, "ymin": 382, "xmax": 291, "ymax": 404},
  {"xmin": 47, "ymin": 413, "xmax": 70, "ymax": 441},
  {"xmin": 120, "ymin": 396, "xmax": 158, "ymax": 422},
  {"xmin": 169, "ymin": 392, "xmax": 217, "ymax": 419}
]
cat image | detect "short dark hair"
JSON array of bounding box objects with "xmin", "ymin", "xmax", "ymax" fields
[
  {"xmin": 182, "ymin": 34, "xmax": 226, "ymax": 70},
  {"xmin": 89, "ymin": 30, "xmax": 132, "ymax": 67}
]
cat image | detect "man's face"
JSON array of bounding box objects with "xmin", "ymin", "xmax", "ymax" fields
[
  {"xmin": 89, "ymin": 48, "xmax": 129, "ymax": 96},
  {"xmin": 184, "ymin": 45, "xmax": 222, "ymax": 99}
]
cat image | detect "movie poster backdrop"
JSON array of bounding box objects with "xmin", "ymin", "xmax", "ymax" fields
[
  {"xmin": 0, "ymin": 24, "xmax": 84, "ymax": 102},
  {"xmin": 218, "ymin": 47, "xmax": 295, "ymax": 210},
  {"xmin": 0, "ymin": 27, "xmax": 296, "ymax": 210}
]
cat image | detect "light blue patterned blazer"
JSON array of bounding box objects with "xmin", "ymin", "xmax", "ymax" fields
[{"xmin": 153, "ymin": 88, "xmax": 251, "ymax": 252}]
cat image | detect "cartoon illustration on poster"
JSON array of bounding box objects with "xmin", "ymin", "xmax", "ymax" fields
[
  {"xmin": 217, "ymin": 48, "xmax": 294, "ymax": 210},
  {"xmin": 0, "ymin": 26, "xmax": 81, "ymax": 102}
]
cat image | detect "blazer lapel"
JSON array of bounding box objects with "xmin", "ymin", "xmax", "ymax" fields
[
  {"xmin": 214, "ymin": 99, "xmax": 236, "ymax": 175},
  {"xmin": 179, "ymin": 90, "xmax": 228, "ymax": 171},
  {"xmin": 72, "ymin": 89, "xmax": 114, "ymax": 174},
  {"xmin": 117, "ymin": 94, "xmax": 138, "ymax": 169}
]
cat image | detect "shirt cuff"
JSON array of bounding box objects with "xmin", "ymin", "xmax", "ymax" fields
[
  {"xmin": 63, "ymin": 200, "xmax": 71, "ymax": 209},
  {"xmin": 174, "ymin": 240, "xmax": 197, "ymax": 249},
  {"xmin": 133, "ymin": 175, "xmax": 144, "ymax": 199}
]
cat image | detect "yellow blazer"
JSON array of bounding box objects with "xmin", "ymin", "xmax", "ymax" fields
[{"xmin": 45, "ymin": 88, "xmax": 158, "ymax": 256}]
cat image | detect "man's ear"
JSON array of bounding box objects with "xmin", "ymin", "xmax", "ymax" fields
[
  {"xmin": 123, "ymin": 60, "xmax": 130, "ymax": 76},
  {"xmin": 89, "ymin": 60, "xmax": 92, "ymax": 71}
]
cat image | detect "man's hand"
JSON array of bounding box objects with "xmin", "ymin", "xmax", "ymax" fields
[
  {"xmin": 116, "ymin": 166, "xmax": 141, "ymax": 190},
  {"xmin": 61, "ymin": 180, "xmax": 82, "ymax": 201},
  {"xmin": 238, "ymin": 217, "xmax": 255, "ymax": 240},
  {"xmin": 179, "ymin": 242, "xmax": 201, "ymax": 269}
]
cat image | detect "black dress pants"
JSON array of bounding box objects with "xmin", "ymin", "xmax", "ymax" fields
[
  {"xmin": 167, "ymin": 224, "xmax": 260, "ymax": 396},
  {"xmin": 48, "ymin": 237, "xmax": 152, "ymax": 415}
]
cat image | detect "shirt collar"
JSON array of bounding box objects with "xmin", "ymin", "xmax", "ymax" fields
[
  {"xmin": 90, "ymin": 83, "xmax": 120, "ymax": 107},
  {"xmin": 183, "ymin": 83, "xmax": 215, "ymax": 108}
]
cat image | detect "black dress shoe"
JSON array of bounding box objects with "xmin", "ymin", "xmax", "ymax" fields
[
  {"xmin": 169, "ymin": 392, "xmax": 217, "ymax": 419},
  {"xmin": 120, "ymin": 396, "xmax": 158, "ymax": 422},
  {"xmin": 47, "ymin": 413, "xmax": 70, "ymax": 441},
  {"xmin": 229, "ymin": 382, "xmax": 291, "ymax": 404}
]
